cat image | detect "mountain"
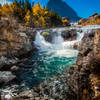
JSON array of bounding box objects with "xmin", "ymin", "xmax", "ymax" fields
[{"xmin": 47, "ymin": 0, "xmax": 80, "ymax": 21}]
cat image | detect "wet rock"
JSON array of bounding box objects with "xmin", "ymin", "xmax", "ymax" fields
[
  {"xmin": 0, "ymin": 56, "xmax": 19, "ymax": 70},
  {"xmin": 61, "ymin": 29, "xmax": 77, "ymax": 41},
  {"xmin": 74, "ymin": 41, "xmax": 82, "ymax": 49},
  {"xmin": 0, "ymin": 19, "xmax": 36, "ymax": 58},
  {"xmin": 67, "ymin": 29, "xmax": 100, "ymax": 99},
  {"xmin": 0, "ymin": 71, "xmax": 16, "ymax": 84},
  {"xmin": 10, "ymin": 66, "xmax": 20, "ymax": 72},
  {"xmin": 19, "ymin": 90, "xmax": 34, "ymax": 99},
  {"xmin": 41, "ymin": 30, "xmax": 57, "ymax": 43}
]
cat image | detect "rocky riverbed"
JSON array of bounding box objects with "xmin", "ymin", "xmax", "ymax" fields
[
  {"xmin": 0, "ymin": 19, "xmax": 37, "ymax": 87},
  {"xmin": 67, "ymin": 29, "xmax": 100, "ymax": 100},
  {"xmin": 0, "ymin": 18, "xmax": 100, "ymax": 100}
]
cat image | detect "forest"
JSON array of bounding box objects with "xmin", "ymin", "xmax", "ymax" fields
[{"xmin": 0, "ymin": 0, "xmax": 69, "ymax": 28}]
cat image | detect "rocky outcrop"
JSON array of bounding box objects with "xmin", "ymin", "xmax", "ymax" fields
[
  {"xmin": 41, "ymin": 30, "xmax": 57, "ymax": 43},
  {"xmin": 67, "ymin": 29, "xmax": 100, "ymax": 100},
  {"xmin": 0, "ymin": 19, "xmax": 36, "ymax": 58},
  {"xmin": 78, "ymin": 13, "xmax": 100, "ymax": 26},
  {"xmin": 47, "ymin": 0, "xmax": 80, "ymax": 21},
  {"xmin": 0, "ymin": 19, "xmax": 37, "ymax": 85},
  {"xmin": 74, "ymin": 29, "xmax": 95, "ymax": 49},
  {"xmin": 41, "ymin": 29, "xmax": 77, "ymax": 43},
  {"xmin": 0, "ymin": 71, "xmax": 16, "ymax": 84},
  {"xmin": 61, "ymin": 29, "xmax": 77, "ymax": 41}
]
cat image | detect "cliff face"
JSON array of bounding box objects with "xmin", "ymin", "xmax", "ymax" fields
[
  {"xmin": 0, "ymin": 18, "xmax": 37, "ymax": 85},
  {"xmin": 67, "ymin": 29, "xmax": 100, "ymax": 100},
  {"xmin": 47, "ymin": 0, "xmax": 80, "ymax": 21},
  {"xmin": 0, "ymin": 19, "xmax": 36, "ymax": 58}
]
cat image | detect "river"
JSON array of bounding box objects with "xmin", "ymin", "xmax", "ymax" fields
[{"xmin": 19, "ymin": 25, "xmax": 100, "ymax": 87}]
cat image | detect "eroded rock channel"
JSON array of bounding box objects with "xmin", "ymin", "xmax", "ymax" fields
[{"xmin": 0, "ymin": 19, "xmax": 100, "ymax": 100}]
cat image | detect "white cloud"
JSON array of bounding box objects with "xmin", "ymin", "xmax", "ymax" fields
[{"xmin": 0, "ymin": 0, "xmax": 12, "ymax": 5}]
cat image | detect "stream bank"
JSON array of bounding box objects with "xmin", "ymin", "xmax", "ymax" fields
[{"xmin": 0, "ymin": 19, "xmax": 100, "ymax": 100}]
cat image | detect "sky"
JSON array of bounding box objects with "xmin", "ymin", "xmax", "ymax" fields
[
  {"xmin": 64, "ymin": 0, "xmax": 100, "ymax": 18},
  {"xmin": 0, "ymin": 0, "xmax": 12, "ymax": 5},
  {"xmin": 1, "ymin": 0, "xmax": 100, "ymax": 18}
]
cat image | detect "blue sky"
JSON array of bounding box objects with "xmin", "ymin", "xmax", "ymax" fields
[
  {"xmin": 64, "ymin": 0, "xmax": 100, "ymax": 18},
  {"xmin": 1, "ymin": 0, "xmax": 100, "ymax": 18},
  {"xmin": 35, "ymin": 0, "xmax": 100, "ymax": 18}
]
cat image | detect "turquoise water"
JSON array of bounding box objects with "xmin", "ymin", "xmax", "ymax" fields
[
  {"xmin": 32, "ymin": 51, "xmax": 76, "ymax": 80},
  {"xmin": 20, "ymin": 51, "xmax": 77, "ymax": 87}
]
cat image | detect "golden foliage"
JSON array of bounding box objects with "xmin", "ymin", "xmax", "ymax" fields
[
  {"xmin": 62, "ymin": 17, "xmax": 69, "ymax": 26},
  {"xmin": 24, "ymin": 10, "xmax": 31, "ymax": 26},
  {"xmin": 32, "ymin": 3, "xmax": 49, "ymax": 27},
  {"xmin": 0, "ymin": 1, "xmax": 63, "ymax": 27},
  {"xmin": 0, "ymin": 4, "xmax": 13, "ymax": 17}
]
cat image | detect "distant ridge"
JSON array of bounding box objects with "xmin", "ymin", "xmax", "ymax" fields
[{"xmin": 47, "ymin": 0, "xmax": 80, "ymax": 21}]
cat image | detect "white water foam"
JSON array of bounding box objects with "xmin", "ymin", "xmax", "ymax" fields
[{"xmin": 34, "ymin": 25, "xmax": 100, "ymax": 57}]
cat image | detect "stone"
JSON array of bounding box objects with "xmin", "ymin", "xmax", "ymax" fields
[
  {"xmin": 41, "ymin": 30, "xmax": 57, "ymax": 43},
  {"xmin": 10, "ymin": 66, "xmax": 19, "ymax": 72},
  {"xmin": 61, "ymin": 29, "xmax": 77, "ymax": 41},
  {"xmin": 18, "ymin": 32, "xmax": 27, "ymax": 37},
  {"xmin": 0, "ymin": 19, "xmax": 35, "ymax": 58},
  {"xmin": 66, "ymin": 29, "xmax": 100, "ymax": 99},
  {"xmin": 0, "ymin": 71, "xmax": 16, "ymax": 83}
]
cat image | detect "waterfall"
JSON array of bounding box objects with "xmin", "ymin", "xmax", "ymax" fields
[
  {"xmin": 34, "ymin": 29, "xmax": 79, "ymax": 57},
  {"xmin": 34, "ymin": 25, "xmax": 100, "ymax": 57},
  {"xmin": 34, "ymin": 29, "xmax": 84, "ymax": 50},
  {"xmin": 34, "ymin": 31, "xmax": 52, "ymax": 50}
]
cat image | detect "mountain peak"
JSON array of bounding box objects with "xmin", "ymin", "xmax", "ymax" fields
[{"xmin": 47, "ymin": 0, "xmax": 80, "ymax": 21}]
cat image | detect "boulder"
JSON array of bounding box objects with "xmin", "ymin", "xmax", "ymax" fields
[
  {"xmin": 74, "ymin": 41, "xmax": 81, "ymax": 49},
  {"xmin": 67, "ymin": 29, "xmax": 100, "ymax": 99},
  {"xmin": 41, "ymin": 30, "xmax": 57, "ymax": 43},
  {"xmin": 0, "ymin": 71, "xmax": 16, "ymax": 84},
  {"xmin": 0, "ymin": 19, "xmax": 36, "ymax": 58},
  {"xmin": 10, "ymin": 66, "xmax": 20, "ymax": 72},
  {"xmin": 0, "ymin": 56, "xmax": 19, "ymax": 70},
  {"xmin": 61, "ymin": 29, "xmax": 77, "ymax": 41}
]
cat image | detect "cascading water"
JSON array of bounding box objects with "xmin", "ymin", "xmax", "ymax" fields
[
  {"xmin": 20, "ymin": 25, "xmax": 100, "ymax": 87},
  {"xmin": 30, "ymin": 28, "xmax": 82, "ymax": 83},
  {"xmin": 34, "ymin": 31, "xmax": 52, "ymax": 50},
  {"xmin": 34, "ymin": 28, "xmax": 84, "ymax": 58},
  {"xmin": 35, "ymin": 30, "xmax": 76, "ymax": 52}
]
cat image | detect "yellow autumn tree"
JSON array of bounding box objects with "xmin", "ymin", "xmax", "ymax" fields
[
  {"xmin": 32, "ymin": 3, "xmax": 43, "ymax": 16},
  {"xmin": 24, "ymin": 10, "xmax": 31, "ymax": 26},
  {"xmin": 32, "ymin": 3, "xmax": 48, "ymax": 27},
  {"xmin": 11, "ymin": 1, "xmax": 24, "ymax": 20},
  {"xmin": 62, "ymin": 17, "xmax": 70, "ymax": 26},
  {"xmin": 38, "ymin": 16, "xmax": 46, "ymax": 27},
  {"xmin": 0, "ymin": 0, "xmax": 62, "ymax": 27},
  {"xmin": 0, "ymin": 4, "xmax": 13, "ymax": 17}
]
